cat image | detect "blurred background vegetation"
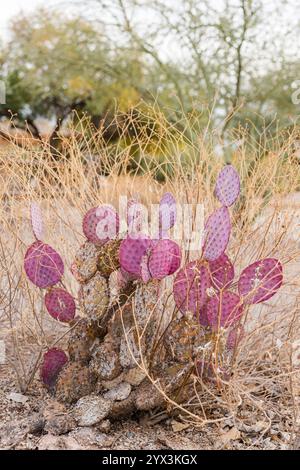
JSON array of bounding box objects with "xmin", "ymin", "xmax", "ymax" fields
[{"xmin": 0, "ymin": 0, "xmax": 299, "ymax": 162}]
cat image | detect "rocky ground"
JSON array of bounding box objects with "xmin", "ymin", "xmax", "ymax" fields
[{"xmin": 0, "ymin": 363, "xmax": 298, "ymax": 451}]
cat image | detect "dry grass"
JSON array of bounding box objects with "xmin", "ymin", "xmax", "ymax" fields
[{"xmin": 0, "ymin": 106, "xmax": 300, "ymax": 447}]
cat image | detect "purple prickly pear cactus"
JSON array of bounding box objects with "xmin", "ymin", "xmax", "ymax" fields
[
  {"xmin": 159, "ymin": 192, "xmax": 176, "ymax": 235},
  {"xmin": 119, "ymin": 235, "xmax": 153, "ymax": 277},
  {"xmin": 24, "ymin": 241, "xmax": 64, "ymax": 288},
  {"xmin": 82, "ymin": 205, "xmax": 119, "ymax": 245},
  {"xmin": 208, "ymin": 253, "xmax": 234, "ymax": 290},
  {"xmin": 148, "ymin": 239, "xmax": 181, "ymax": 280},
  {"xmin": 238, "ymin": 258, "xmax": 283, "ymax": 304},
  {"xmin": 215, "ymin": 164, "xmax": 240, "ymax": 207},
  {"xmin": 202, "ymin": 206, "xmax": 231, "ymax": 261},
  {"xmin": 45, "ymin": 288, "xmax": 76, "ymax": 323},
  {"xmin": 173, "ymin": 261, "xmax": 211, "ymax": 324},
  {"xmin": 30, "ymin": 202, "xmax": 43, "ymax": 240},
  {"xmin": 40, "ymin": 348, "xmax": 68, "ymax": 391},
  {"xmin": 206, "ymin": 291, "xmax": 243, "ymax": 328}
]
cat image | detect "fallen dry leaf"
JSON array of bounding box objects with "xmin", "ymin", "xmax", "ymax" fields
[
  {"xmin": 219, "ymin": 427, "xmax": 241, "ymax": 445},
  {"xmin": 171, "ymin": 420, "xmax": 190, "ymax": 432}
]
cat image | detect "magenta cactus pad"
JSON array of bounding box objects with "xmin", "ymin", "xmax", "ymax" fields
[
  {"xmin": 215, "ymin": 164, "xmax": 240, "ymax": 207},
  {"xmin": 173, "ymin": 261, "xmax": 211, "ymax": 323},
  {"xmin": 202, "ymin": 206, "xmax": 231, "ymax": 261},
  {"xmin": 24, "ymin": 240, "xmax": 64, "ymax": 288},
  {"xmin": 119, "ymin": 235, "xmax": 153, "ymax": 277},
  {"xmin": 82, "ymin": 205, "xmax": 119, "ymax": 245},
  {"xmin": 148, "ymin": 239, "xmax": 181, "ymax": 280},
  {"xmin": 30, "ymin": 202, "xmax": 43, "ymax": 240},
  {"xmin": 206, "ymin": 291, "xmax": 243, "ymax": 328},
  {"xmin": 208, "ymin": 253, "xmax": 234, "ymax": 290},
  {"xmin": 159, "ymin": 192, "xmax": 176, "ymax": 233},
  {"xmin": 238, "ymin": 258, "xmax": 283, "ymax": 304},
  {"xmin": 45, "ymin": 288, "xmax": 76, "ymax": 323},
  {"xmin": 40, "ymin": 348, "xmax": 68, "ymax": 391}
]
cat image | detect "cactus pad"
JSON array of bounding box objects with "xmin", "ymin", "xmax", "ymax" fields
[
  {"xmin": 164, "ymin": 317, "xmax": 200, "ymax": 363},
  {"xmin": 68, "ymin": 319, "xmax": 102, "ymax": 364},
  {"xmin": 90, "ymin": 339, "xmax": 122, "ymax": 380},
  {"xmin": 40, "ymin": 348, "xmax": 68, "ymax": 391},
  {"xmin": 208, "ymin": 253, "xmax": 234, "ymax": 290},
  {"xmin": 82, "ymin": 205, "xmax": 119, "ymax": 245},
  {"xmin": 55, "ymin": 362, "xmax": 96, "ymax": 404},
  {"xmin": 148, "ymin": 239, "xmax": 181, "ymax": 280},
  {"xmin": 30, "ymin": 202, "xmax": 43, "ymax": 240},
  {"xmin": 238, "ymin": 258, "xmax": 283, "ymax": 304},
  {"xmin": 79, "ymin": 272, "xmax": 109, "ymax": 320},
  {"xmin": 97, "ymin": 238, "xmax": 121, "ymax": 277},
  {"xmin": 24, "ymin": 241, "xmax": 64, "ymax": 288},
  {"xmin": 206, "ymin": 291, "xmax": 243, "ymax": 328},
  {"xmin": 45, "ymin": 288, "xmax": 76, "ymax": 323},
  {"xmin": 215, "ymin": 164, "xmax": 240, "ymax": 207},
  {"xmin": 71, "ymin": 241, "xmax": 99, "ymax": 283},
  {"xmin": 202, "ymin": 206, "xmax": 231, "ymax": 261},
  {"xmin": 173, "ymin": 261, "xmax": 211, "ymax": 323},
  {"xmin": 119, "ymin": 235, "xmax": 153, "ymax": 277},
  {"xmin": 159, "ymin": 192, "xmax": 176, "ymax": 233}
]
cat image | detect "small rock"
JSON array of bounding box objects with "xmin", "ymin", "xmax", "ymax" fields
[
  {"xmin": 27, "ymin": 414, "xmax": 45, "ymax": 435},
  {"xmin": 102, "ymin": 372, "xmax": 125, "ymax": 390},
  {"xmin": 72, "ymin": 395, "xmax": 112, "ymax": 426},
  {"xmin": 97, "ymin": 419, "xmax": 111, "ymax": 433},
  {"xmin": 253, "ymin": 421, "xmax": 268, "ymax": 433},
  {"xmin": 38, "ymin": 434, "xmax": 84, "ymax": 450},
  {"xmin": 219, "ymin": 427, "xmax": 241, "ymax": 446},
  {"xmin": 124, "ymin": 367, "xmax": 146, "ymax": 386},
  {"xmin": 171, "ymin": 420, "xmax": 190, "ymax": 432},
  {"xmin": 45, "ymin": 414, "xmax": 76, "ymax": 435},
  {"xmin": 158, "ymin": 433, "xmax": 200, "ymax": 450},
  {"xmin": 104, "ymin": 382, "xmax": 131, "ymax": 401},
  {"xmin": 69, "ymin": 427, "xmax": 113, "ymax": 448},
  {"xmin": 7, "ymin": 392, "xmax": 28, "ymax": 404}
]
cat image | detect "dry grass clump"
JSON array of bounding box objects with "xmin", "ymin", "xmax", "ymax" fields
[{"xmin": 0, "ymin": 106, "xmax": 300, "ymax": 443}]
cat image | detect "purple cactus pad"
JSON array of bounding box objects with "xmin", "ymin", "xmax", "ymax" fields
[
  {"xmin": 208, "ymin": 253, "xmax": 234, "ymax": 290},
  {"xmin": 24, "ymin": 241, "xmax": 64, "ymax": 288},
  {"xmin": 206, "ymin": 291, "xmax": 243, "ymax": 329},
  {"xmin": 215, "ymin": 165, "xmax": 240, "ymax": 207},
  {"xmin": 45, "ymin": 288, "xmax": 76, "ymax": 323},
  {"xmin": 82, "ymin": 205, "xmax": 119, "ymax": 245},
  {"xmin": 159, "ymin": 192, "xmax": 176, "ymax": 233},
  {"xmin": 203, "ymin": 206, "xmax": 231, "ymax": 261},
  {"xmin": 148, "ymin": 239, "xmax": 181, "ymax": 280},
  {"xmin": 30, "ymin": 202, "xmax": 43, "ymax": 240},
  {"xmin": 119, "ymin": 235, "xmax": 153, "ymax": 277},
  {"xmin": 173, "ymin": 260, "xmax": 211, "ymax": 324},
  {"xmin": 238, "ymin": 258, "xmax": 283, "ymax": 304},
  {"xmin": 40, "ymin": 348, "xmax": 68, "ymax": 390}
]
